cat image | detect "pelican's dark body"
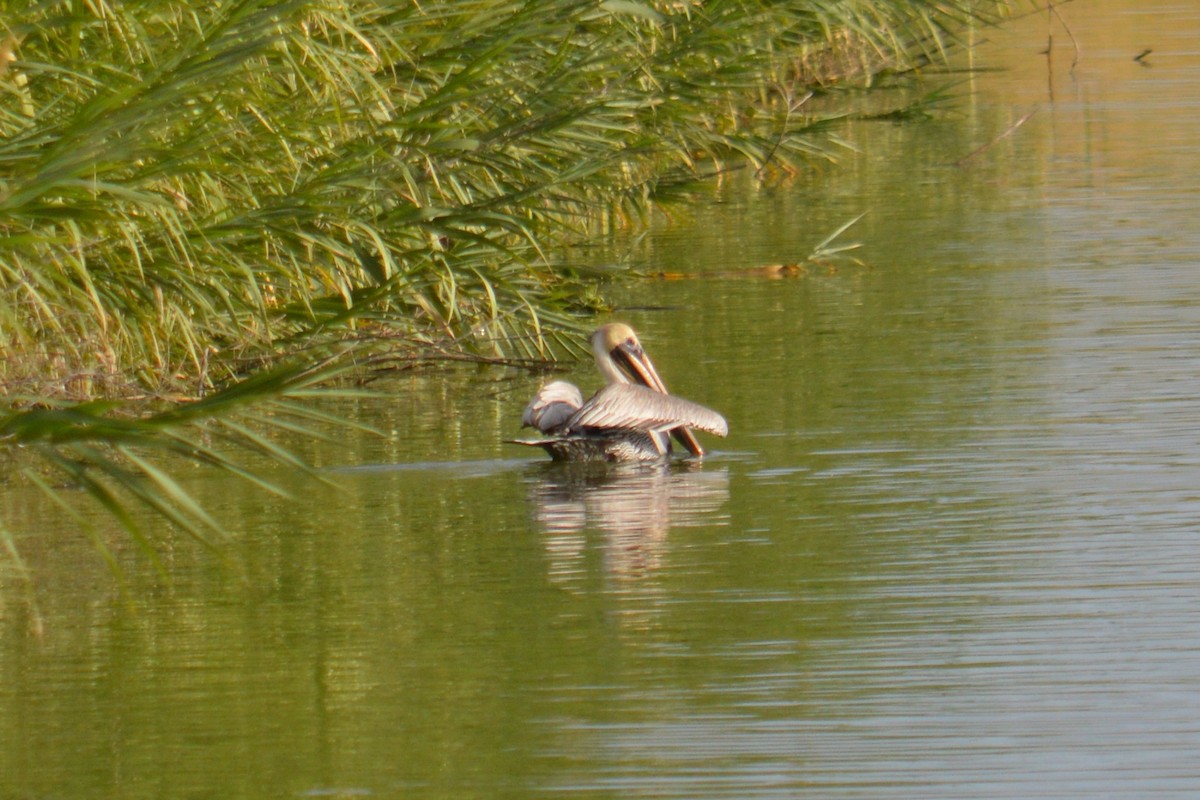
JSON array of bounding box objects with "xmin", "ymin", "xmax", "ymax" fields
[{"xmin": 509, "ymin": 431, "xmax": 664, "ymax": 462}]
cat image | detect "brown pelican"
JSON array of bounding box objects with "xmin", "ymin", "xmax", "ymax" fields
[{"xmin": 510, "ymin": 323, "xmax": 727, "ymax": 462}]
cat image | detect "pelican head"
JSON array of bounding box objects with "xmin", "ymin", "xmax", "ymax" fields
[{"xmin": 590, "ymin": 322, "xmax": 669, "ymax": 392}]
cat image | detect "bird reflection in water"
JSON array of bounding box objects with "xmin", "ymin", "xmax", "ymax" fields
[{"xmin": 526, "ymin": 461, "xmax": 730, "ymax": 584}]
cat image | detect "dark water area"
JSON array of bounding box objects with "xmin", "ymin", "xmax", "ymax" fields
[{"xmin": 5, "ymin": 1, "xmax": 1200, "ymax": 797}]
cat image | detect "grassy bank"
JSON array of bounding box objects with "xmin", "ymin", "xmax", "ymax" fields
[{"xmin": 1, "ymin": 0, "xmax": 1008, "ymax": 398}]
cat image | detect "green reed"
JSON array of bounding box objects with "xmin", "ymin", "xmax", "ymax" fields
[{"xmin": 0, "ymin": 0, "xmax": 1007, "ymax": 394}]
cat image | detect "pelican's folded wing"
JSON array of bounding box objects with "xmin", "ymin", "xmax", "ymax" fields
[
  {"xmin": 521, "ymin": 380, "xmax": 585, "ymax": 433},
  {"xmin": 567, "ymin": 384, "xmax": 728, "ymax": 437}
]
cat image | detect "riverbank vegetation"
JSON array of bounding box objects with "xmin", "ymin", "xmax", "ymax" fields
[{"xmin": 0, "ymin": 0, "xmax": 1012, "ymax": 578}]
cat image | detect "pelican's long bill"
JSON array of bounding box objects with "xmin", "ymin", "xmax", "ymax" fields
[
  {"xmin": 601, "ymin": 329, "xmax": 671, "ymax": 395},
  {"xmin": 510, "ymin": 323, "xmax": 728, "ymax": 463}
]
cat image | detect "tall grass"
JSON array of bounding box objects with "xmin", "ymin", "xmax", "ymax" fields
[
  {"xmin": 0, "ymin": 0, "xmax": 1009, "ymax": 584},
  {"xmin": 1, "ymin": 0, "xmax": 1008, "ymax": 395}
]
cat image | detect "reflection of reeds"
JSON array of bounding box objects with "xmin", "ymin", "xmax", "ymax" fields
[{"xmin": 0, "ymin": 358, "xmax": 359, "ymax": 597}]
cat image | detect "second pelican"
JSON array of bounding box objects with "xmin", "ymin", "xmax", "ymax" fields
[{"xmin": 511, "ymin": 323, "xmax": 728, "ymax": 462}]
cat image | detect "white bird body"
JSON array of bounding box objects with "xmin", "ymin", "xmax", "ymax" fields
[{"xmin": 510, "ymin": 324, "xmax": 727, "ymax": 462}]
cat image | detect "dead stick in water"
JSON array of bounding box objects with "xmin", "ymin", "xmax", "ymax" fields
[
  {"xmin": 952, "ymin": 107, "xmax": 1039, "ymax": 167},
  {"xmin": 1049, "ymin": 3, "xmax": 1081, "ymax": 73}
]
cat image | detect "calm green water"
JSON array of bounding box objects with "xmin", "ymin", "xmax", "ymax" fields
[{"xmin": 6, "ymin": 2, "xmax": 1200, "ymax": 797}]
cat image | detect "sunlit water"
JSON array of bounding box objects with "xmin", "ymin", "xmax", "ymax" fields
[{"xmin": 5, "ymin": 2, "xmax": 1200, "ymax": 797}]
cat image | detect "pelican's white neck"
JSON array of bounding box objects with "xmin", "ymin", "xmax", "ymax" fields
[{"xmin": 592, "ymin": 334, "xmax": 628, "ymax": 385}]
